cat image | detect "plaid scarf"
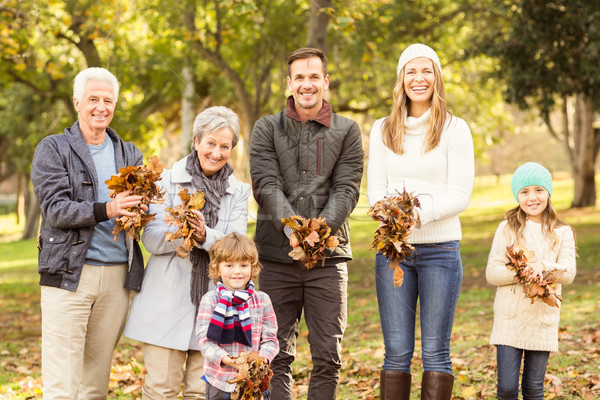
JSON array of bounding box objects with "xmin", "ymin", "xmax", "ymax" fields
[{"xmin": 206, "ymin": 280, "xmax": 254, "ymax": 346}]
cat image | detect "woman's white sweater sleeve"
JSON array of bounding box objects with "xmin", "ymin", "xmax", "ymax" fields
[{"xmin": 366, "ymin": 119, "xmax": 389, "ymax": 207}]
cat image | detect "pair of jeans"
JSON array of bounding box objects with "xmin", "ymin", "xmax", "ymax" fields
[
  {"xmin": 375, "ymin": 241, "xmax": 462, "ymax": 374},
  {"xmin": 496, "ymin": 345, "xmax": 549, "ymax": 400},
  {"xmin": 259, "ymin": 259, "xmax": 348, "ymax": 400}
]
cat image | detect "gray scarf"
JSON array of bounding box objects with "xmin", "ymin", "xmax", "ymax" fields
[{"xmin": 185, "ymin": 150, "xmax": 233, "ymax": 306}]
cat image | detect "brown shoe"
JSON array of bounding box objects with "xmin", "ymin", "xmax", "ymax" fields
[
  {"xmin": 420, "ymin": 371, "xmax": 454, "ymax": 400},
  {"xmin": 380, "ymin": 370, "xmax": 411, "ymax": 400}
]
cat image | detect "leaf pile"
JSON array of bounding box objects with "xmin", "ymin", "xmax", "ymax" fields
[
  {"xmin": 367, "ymin": 188, "xmax": 421, "ymax": 287},
  {"xmin": 105, "ymin": 155, "xmax": 165, "ymax": 241},
  {"xmin": 164, "ymin": 188, "xmax": 206, "ymax": 258},
  {"xmin": 505, "ymin": 245, "xmax": 566, "ymax": 307},
  {"xmin": 227, "ymin": 351, "xmax": 273, "ymax": 400},
  {"xmin": 280, "ymin": 215, "xmax": 339, "ymax": 269}
]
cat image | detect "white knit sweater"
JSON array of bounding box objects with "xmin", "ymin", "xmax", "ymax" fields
[
  {"xmin": 366, "ymin": 109, "xmax": 474, "ymax": 244},
  {"xmin": 486, "ymin": 220, "xmax": 576, "ymax": 352}
]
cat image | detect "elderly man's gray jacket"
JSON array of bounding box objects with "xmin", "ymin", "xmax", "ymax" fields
[
  {"xmin": 250, "ymin": 98, "xmax": 364, "ymax": 264},
  {"xmin": 31, "ymin": 121, "xmax": 144, "ymax": 292}
]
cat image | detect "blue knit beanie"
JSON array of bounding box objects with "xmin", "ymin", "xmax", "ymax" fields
[{"xmin": 511, "ymin": 162, "xmax": 553, "ymax": 201}]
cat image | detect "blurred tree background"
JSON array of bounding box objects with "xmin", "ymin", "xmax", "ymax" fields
[{"xmin": 1, "ymin": 0, "xmax": 599, "ymax": 238}]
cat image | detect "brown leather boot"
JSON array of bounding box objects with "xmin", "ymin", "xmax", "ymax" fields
[
  {"xmin": 380, "ymin": 370, "xmax": 411, "ymax": 400},
  {"xmin": 420, "ymin": 371, "xmax": 454, "ymax": 400}
]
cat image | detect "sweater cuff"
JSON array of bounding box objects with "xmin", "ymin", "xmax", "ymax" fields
[{"xmin": 94, "ymin": 202, "xmax": 109, "ymax": 223}]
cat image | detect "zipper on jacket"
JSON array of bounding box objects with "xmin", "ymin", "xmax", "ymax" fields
[{"xmin": 317, "ymin": 138, "xmax": 322, "ymax": 175}]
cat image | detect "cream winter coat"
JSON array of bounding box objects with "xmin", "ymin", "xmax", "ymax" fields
[{"xmin": 486, "ymin": 220, "xmax": 576, "ymax": 352}]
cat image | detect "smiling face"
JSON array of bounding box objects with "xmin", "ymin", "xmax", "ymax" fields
[
  {"xmin": 218, "ymin": 260, "xmax": 252, "ymax": 291},
  {"xmin": 517, "ymin": 185, "xmax": 550, "ymax": 223},
  {"xmin": 74, "ymin": 80, "xmax": 116, "ymax": 143},
  {"xmin": 403, "ymin": 57, "xmax": 435, "ymax": 117},
  {"xmin": 287, "ymin": 56, "xmax": 330, "ymax": 121},
  {"xmin": 194, "ymin": 127, "xmax": 234, "ymax": 177}
]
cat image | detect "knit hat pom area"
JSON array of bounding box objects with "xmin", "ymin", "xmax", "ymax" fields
[
  {"xmin": 396, "ymin": 43, "xmax": 442, "ymax": 77},
  {"xmin": 511, "ymin": 162, "xmax": 553, "ymax": 201}
]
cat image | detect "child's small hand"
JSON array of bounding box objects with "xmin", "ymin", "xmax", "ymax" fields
[
  {"xmin": 222, "ymin": 355, "xmax": 236, "ymax": 368},
  {"xmin": 527, "ymin": 261, "xmax": 546, "ymax": 281}
]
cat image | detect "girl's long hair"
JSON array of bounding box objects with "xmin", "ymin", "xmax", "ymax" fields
[
  {"xmin": 381, "ymin": 62, "xmax": 450, "ymax": 154},
  {"xmin": 504, "ymin": 197, "xmax": 574, "ymax": 251}
]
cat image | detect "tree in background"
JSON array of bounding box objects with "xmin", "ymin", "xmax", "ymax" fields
[{"xmin": 472, "ymin": 0, "xmax": 600, "ymax": 207}]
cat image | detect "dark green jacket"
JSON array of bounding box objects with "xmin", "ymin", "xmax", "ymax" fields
[{"xmin": 249, "ymin": 97, "xmax": 364, "ymax": 263}]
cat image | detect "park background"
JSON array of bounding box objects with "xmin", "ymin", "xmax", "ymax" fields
[{"xmin": 1, "ymin": 0, "xmax": 599, "ymax": 398}]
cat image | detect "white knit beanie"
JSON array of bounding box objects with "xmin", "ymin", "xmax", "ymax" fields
[{"xmin": 396, "ymin": 43, "xmax": 442, "ymax": 77}]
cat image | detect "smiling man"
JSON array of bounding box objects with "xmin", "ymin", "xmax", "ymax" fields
[
  {"xmin": 249, "ymin": 47, "xmax": 364, "ymax": 400},
  {"xmin": 31, "ymin": 67, "xmax": 146, "ymax": 399}
]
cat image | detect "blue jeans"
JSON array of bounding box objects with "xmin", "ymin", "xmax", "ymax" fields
[
  {"xmin": 496, "ymin": 345, "xmax": 549, "ymax": 400},
  {"xmin": 375, "ymin": 241, "xmax": 462, "ymax": 374}
]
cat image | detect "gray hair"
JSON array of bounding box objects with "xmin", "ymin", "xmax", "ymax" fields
[
  {"xmin": 192, "ymin": 106, "xmax": 241, "ymax": 149},
  {"xmin": 73, "ymin": 67, "xmax": 119, "ymax": 102}
]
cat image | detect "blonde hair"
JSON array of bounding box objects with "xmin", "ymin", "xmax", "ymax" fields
[
  {"xmin": 381, "ymin": 63, "xmax": 450, "ymax": 154},
  {"xmin": 208, "ymin": 232, "xmax": 261, "ymax": 283},
  {"xmin": 504, "ymin": 197, "xmax": 575, "ymax": 251}
]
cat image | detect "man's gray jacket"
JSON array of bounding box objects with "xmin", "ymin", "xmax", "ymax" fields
[
  {"xmin": 31, "ymin": 121, "xmax": 144, "ymax": 292},
  {"xmin": 250, "ymin": 97, "xmax": 364, "ymax": 264}
]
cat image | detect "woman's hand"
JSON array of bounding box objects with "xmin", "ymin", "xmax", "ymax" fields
[{"xmin": 189, "ymin": 209, "xmax": 206, "ymax": 244}]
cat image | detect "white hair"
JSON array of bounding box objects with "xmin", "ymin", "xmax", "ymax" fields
[
  {"xmin": 73, "ymin": 67, "xmax": 119, "ymax": 102},
  {"xmin": 192, "ymin": 106, "xmax": 241, "ymax": 149}
]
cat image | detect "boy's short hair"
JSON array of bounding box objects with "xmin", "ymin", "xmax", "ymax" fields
[{"xmin": 208, "ymin": 232, "xmax": 261, "ymax": 283}]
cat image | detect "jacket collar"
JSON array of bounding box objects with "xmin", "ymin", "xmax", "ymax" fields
[
  {"xmin": 285, "ymin": 96, "xmax": 332, "ymax": 128},
  {"xmin": 170, "ymin": 155, "xmax": 236, "ymax": 194}
]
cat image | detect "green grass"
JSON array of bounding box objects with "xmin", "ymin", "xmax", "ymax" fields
[{"xmin": 1, "ymin": 174, "xmax": 599, "ymax": 399}]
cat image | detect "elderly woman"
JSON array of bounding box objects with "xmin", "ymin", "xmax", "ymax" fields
[{"xmin": 124, "ymin": 106, "xmax": 251, "ymax": 400}]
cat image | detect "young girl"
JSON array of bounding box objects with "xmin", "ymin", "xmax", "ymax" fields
[
  {"xmin": 486, "ymin": 162, "xmax": 576, "ymax": 400},
  {"xmin": 197, "ymin": 232, "xmax": 279, "ymax": 400}
]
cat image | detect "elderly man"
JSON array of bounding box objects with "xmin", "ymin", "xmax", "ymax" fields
[
  {"xmin": 31, "ymin": 67, "xmax": 145, "ymax": 399},
  {"xmin": 249, "ymin": 47, "xmax": 364, "ymax": 400}
]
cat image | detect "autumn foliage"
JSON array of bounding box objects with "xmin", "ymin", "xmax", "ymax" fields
[
  {"xmin": 368, "ymin": 189, "xmax": 421, "ymax": 287},
  {"xmin": 105, "ymin": 155, "xmax": 165, "ymax": 241},
  {"xmin": 164, "ymin": 189, "xmax": 206, "ymax": 259},
  {"xmin": 227, "ymin": 351, "xmax": 273, "ymax": 400},
  {"xmin": 281, "ymin": 215, "xmax": 339, "ymax": 269},
  {"xmin": 505, "ymin": 245, "xmax": 566, "ymax": 307}
]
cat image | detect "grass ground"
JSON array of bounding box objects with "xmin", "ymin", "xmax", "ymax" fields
[{"xmin": 1, "ymin": 175, "xmax": 599, "ymax": 399}]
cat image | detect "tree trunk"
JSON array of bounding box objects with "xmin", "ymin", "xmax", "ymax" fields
[
  {"xmin": 307, "ymin": 0, "xmax": 332, "ymax": 51},
  {"xmin": 571, "ymin": 95, "xmax": 597, "ymax": 208},
  {"xmin": 181, "ymin": 64, "xmax": 195, "ymax": 157},
  {"xmin": 22, "ymin": 176, "xmax": 40, "ymax": 239}
]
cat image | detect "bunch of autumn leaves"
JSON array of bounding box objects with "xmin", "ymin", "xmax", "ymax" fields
[
  {"xmin": 105, "ymin": 156, "xmax": 205, "ymax": 258},
  {"xmin": 505, "ymin": 245, "xmax": 566, "ymax": 308}
]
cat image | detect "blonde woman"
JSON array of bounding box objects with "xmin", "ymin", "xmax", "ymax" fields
[{"xmin": 367, "ymin": 43, "xmax": 474, "ymax": 399}]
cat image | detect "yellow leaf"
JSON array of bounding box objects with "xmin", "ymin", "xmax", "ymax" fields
[{"xmin": 461, "ymin": 386, "xmax": 476, "ymax": 397}]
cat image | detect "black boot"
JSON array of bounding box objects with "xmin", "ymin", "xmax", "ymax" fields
[
  {"xmin": 380, "ymin": 370, "xmax": 411, "ymax": 400},
  {"xmin": 420, "ymin": 371, "xmax": 454, "ymax": 400}
]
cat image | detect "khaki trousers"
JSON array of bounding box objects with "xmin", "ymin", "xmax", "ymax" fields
[
  {"xmin": 142, "ymin": 343, "xmax": 206, "ymax": 400},
  {"xmin": 41, "ymin": 264, "xmax": 130, "ymax": 400}
]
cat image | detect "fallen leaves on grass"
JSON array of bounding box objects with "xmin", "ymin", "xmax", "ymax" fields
[
  {"xmin": 368, "ymin": 188, "xmax": 420, "ymax": 287},
  {"xmin": 505, "ymin": 245, "xmax": 566, "ymax": 307},
  {"xmin": 106, "ymin": 155, "xmax": 165, "ymax": 241},
  {"xmin": 164, "ymin": 188, "xmax": 206, "ymax": 258},
  {"xmin": 281, "ymin": 215, "xmax": 339, "ymax": 269}
]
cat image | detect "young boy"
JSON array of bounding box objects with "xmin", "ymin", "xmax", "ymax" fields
[{"xmin": 197, "ymin": 232, "xmax": 279, "ymax": 399}]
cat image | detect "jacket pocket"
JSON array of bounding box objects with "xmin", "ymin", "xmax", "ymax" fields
[
  {"xmin": 494, "ymin": 286, "xmax": 520, "ymax": 319},
  {"xmin": 38, "ymin": 229, "xmax": 70, "ymax": 273},
  {"xmin": 311, "ymin": 194, "xmax": 329, "ymax": 215}
]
